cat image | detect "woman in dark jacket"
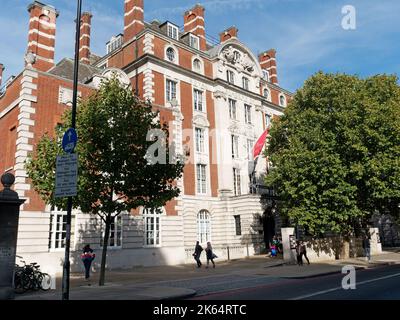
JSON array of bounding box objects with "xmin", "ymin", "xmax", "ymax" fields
[
  {"xmin": 205, "ymin": 242, "xmax": 216, "ymax": 268},
  {"xmin": 81, "ymin": 244, "xmax": 95, "ymax": 280}
]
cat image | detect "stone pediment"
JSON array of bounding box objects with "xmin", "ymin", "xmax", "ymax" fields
[
  {"xmin": 192, "ymin": 114, "xmax": 210, "ymax": 128},
  {"xmin": 218, "ymin": 40, "xmax": 262, "ymax": 76}
]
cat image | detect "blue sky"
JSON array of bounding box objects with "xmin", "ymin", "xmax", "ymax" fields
[{"xmin": 1, "ymin": 0, "xmax": 399, "ymax": 92}]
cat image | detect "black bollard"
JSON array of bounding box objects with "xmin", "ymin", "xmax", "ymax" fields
[{"xmin": 0, "ymin": 173, "xmax": 25, "ymax": 300}]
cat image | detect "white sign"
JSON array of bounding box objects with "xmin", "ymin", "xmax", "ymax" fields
[{"xmin": 55, "ymin": 154, "xmax": 78, "ymax": 198}]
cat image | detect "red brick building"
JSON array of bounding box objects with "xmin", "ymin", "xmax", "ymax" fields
[{"xmin": 0, "ymin": 1, "xmax": 292, "ymax": 273}]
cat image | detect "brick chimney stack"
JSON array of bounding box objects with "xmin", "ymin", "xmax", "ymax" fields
[
  {"xmin": 27, "ymin": 1, "xmax": 59, "ymax": 72},
  {"xmin": 0, "ymin": 64, "xmax": 4, "ymax": 87},
  {"xmin": 124, "ymin": 0, "xmax": 144, "ymax": 44},
  {"xmin": 184, "ymin": 4, "xmax": 207, "ymax": 51},
  {"xmin": 220, "ymin": 26, "xmax": 238, "ymax": 43},
  {"xmin": 259, "ymin": 49, "xmax": 278, "ymax": 85},
  {"xmin": 79, "ymin": 12, "xmax": 92, "ymax": 64}
]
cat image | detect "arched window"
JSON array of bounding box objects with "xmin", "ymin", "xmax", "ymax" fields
[
  {"xmin": 197, "ymin": 210, "xmax": 211, "ymax": 244},
  {"xmin": 166, "ymin": 47, "xmax": 176, "ymax": 62},
  {"xmin": 143, "ymin": 207, "xmax": 163, "ymax": 246},
  {"xmin": 193, "ymin": 58, "xmax": 202, "ymax": 72},
  {"xmin": 279, "ymin": 94, "xmax": 286, "ymax": 107},
  {"xmin": 263, "ymin": 88, "xmax": 270, "ymax": 100}
]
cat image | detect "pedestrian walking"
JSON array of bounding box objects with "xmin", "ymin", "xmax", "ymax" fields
[
  {"xmin": 193, "ymin": 241, "xmax": 203, "ymax": 268},
  {"xmin": 362, "ymin": 234, "xmax": 371, "ymax": 262},
  {"xmin": 300, "ymin": 241, "xmax": 310, "ymax": 265},
  {"xmin": 81, "ymin": 244, "xmax": 95, "ymax": 280},
  {"xmin": 205, "ymin": 242, "xmax": 217, "ymax": 268},
  {"xmin": 295, "ymin": 241, "xmax": 303, "ymax": 266}
]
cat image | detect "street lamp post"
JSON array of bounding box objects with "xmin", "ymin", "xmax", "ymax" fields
[{"xmin": 62, "ymin": 0, "xmax": 82, "ymax": 301}]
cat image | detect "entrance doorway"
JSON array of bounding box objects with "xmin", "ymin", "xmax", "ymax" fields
[{"xmin": 263, "ymin": 208, "xmax": 275, "ymax": 250}]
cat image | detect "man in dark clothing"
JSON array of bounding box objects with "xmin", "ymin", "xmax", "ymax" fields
[
  {"xmin": 362, "ymin": 235, "xmax": 371, "ymax": 262},
  {"xmin": 300, "ymin": 241, "xmax": 310, "ymax": 265},
  {"xmin": 193, "ymin": 241, "xmax": 203, "ymax": 268},
  {"xmin": 295, "ymin": 241, "xmax": 303, "ymax": 266}
]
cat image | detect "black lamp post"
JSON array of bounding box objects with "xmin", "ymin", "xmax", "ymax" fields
[{"xmin": 61, "ymin": 0, "xmax": 82, "ymax": 301}]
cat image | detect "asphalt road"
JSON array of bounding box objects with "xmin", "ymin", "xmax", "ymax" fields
[{"xmin": 191, "ymin": 264, "xmax": 400, "ymax": 300}]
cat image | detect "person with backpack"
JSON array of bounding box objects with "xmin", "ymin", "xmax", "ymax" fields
[
  {"xmin": 193, "ymin": 241, "xmax": 203, "ymax": 268},
  {"xmin": 81, "ymin": 244, "xmax": 95, "ymax": 280}
]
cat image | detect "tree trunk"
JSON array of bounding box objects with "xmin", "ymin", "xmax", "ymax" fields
[
  {"xmin": 99, "ymin": 215, "xmax": 111, "ymax": 286},
  {"xmin": 340, "ymin": 237, "xmax": 350, "ymax": 260}
]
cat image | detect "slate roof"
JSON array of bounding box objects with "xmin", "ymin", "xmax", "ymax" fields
[{"xmin": 48, "ymin": 58, "xmax": 101, "ymax": 83}]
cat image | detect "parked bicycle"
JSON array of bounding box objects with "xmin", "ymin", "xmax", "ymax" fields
[{"xmin": 14, "ymin": 256, "xmax": 52, "ymax": 294}]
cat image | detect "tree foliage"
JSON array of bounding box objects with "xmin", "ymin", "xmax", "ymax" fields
[
  {"xmin": 26, "ymin": 77, "xmax": 184, "ymax": 284},
  {"xmin": 265, "ymin": 72, "xmax": 400, "ymax": 237}
]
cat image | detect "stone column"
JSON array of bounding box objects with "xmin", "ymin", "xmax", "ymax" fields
[
  {"xmin": 281, "ymin": 227, "xmax": 296, "ymax": 262},
  {"xmin": 369, "ymin": 227, "xmax": 382, "ymax": 255},
  {"xmin": 0, "ymin": 173, "xmax": 26, "ymax": 300}
]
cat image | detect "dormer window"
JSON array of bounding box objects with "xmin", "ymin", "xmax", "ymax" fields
[
  {"xmin": 167, "ymin": 23, "xmax": 179, "ymax": 40},
  {"xmin": 189, "ymin": 34, "xmax": 200, "ymax": 50},
  {"xmin": 106, "ymin": 34, "xmax": 123, "ymax": 54}
]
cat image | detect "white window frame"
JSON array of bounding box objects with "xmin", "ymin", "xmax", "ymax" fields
[
  {"xmin": 265, "ymin": 114, "xmax": 272, "ymax": 128},
  {"xmin": 233, "ymin": 168, "xmax": 242, "ymax": 196},
  {"xmin": 263, "ymin": 88, "xmax": 271, "ymax": 101},
  {"xmin": 197, "ymin": 210, "xmax": 211, "ymax": 244},
  {"xmin": 193, "ymin": 89, "xmax": 204, "ymax": 112},
  {"xmin": 100, "ymin": 215, "xmax": 123, "ymax": 249},
  {"xmin": 143, "ymin": 207, "xmax": 163, "ymax": 248},
  {"xmin": 195, "ymin": 127, "xmax": 205, "ymax": 153},
  {"xmin": 196, "ymin": 164, "xmax": 207, "ymax": 195},
  {"xmin": 192, "ymin": 58, "xmax": 203, "ymax": 74},
  {"xmin": 227, "ymin": 70, "xmax": 235, "ymax": 84},
  {"xmin": 167, "ymin": 23, "xmax": 179, "ymax": 40},
  {"xmin": 166, "ymin": 79, "xmax": 177, "ymax": 102},
  {"xmin": 229, "ymin": 98, "xmax": 237, "ymax": 120},
  {"xmin": 166, "ymin": 47, "xmax": 176, "ymax": 63},
  {"xmin": 242, "ymin": 77, "xmax": 249, "ymax": 90},
  {"xmin": 262, "ymin": 69, "xmax": 269, "ymax": 82},
  {"xmin": 247, "ymin": 139, "xmax": 254, "ymax": 160},
  {"xmin": 48, "ymin": 211, "xmax": 68, "ymax": 251},
  {"xmin": 189, "ymin": 34, "xmax": 200, "ymax": 50},
  {"xmin": 245, "ymin": 104, "xmax": 252, "ymax": 124},
  {"xmin": 231, "ymin": 135, "xmax": 239, "ymax": 159},
  {"xmin": 279, "ymin": 94, "xmax": 287, "ymax": 107}
]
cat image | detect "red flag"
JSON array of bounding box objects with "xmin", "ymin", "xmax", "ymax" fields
[{"xmin": 253, "ymin": 128, "xmax": 270, "ymax": 159}]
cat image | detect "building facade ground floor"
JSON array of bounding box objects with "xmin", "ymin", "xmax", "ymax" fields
[{"xmin": 15, "ymin": 194, "xmax": 281, "ymax": 276}]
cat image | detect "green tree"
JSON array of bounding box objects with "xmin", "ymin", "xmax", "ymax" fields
[
  {"xmin": 26, "ymin": 77, "xmax": 184, "ymax": 285},
  {"xmin": 265, "ymin": 72, "xmax": 400, "ymax": 237}
]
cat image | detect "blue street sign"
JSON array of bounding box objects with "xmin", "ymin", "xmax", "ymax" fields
[{"xmin": 62, "ymin": 128, "xmax": 78, "ymax": 154}]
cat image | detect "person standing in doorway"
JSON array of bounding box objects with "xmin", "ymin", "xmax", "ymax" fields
[
  {"xmin": 193, "ymin": 241, "xmax": 203, "ymax": 268},
  {"xmin": 205, "ymin": 242, "xmax": 216, "ymax": 268},
  {"xmin": 81, "ymin": 244, "xmax": 95, "ymax": 281}
]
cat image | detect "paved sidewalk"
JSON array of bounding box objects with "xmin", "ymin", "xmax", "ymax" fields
[{"xmin": 14, "ymin": 251, "xmax": 400, "ymax": 300}]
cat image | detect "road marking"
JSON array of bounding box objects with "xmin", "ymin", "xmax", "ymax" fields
[{"xmin": 291, "ymin": 272, "xmax": 400, "ymax": 300}]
